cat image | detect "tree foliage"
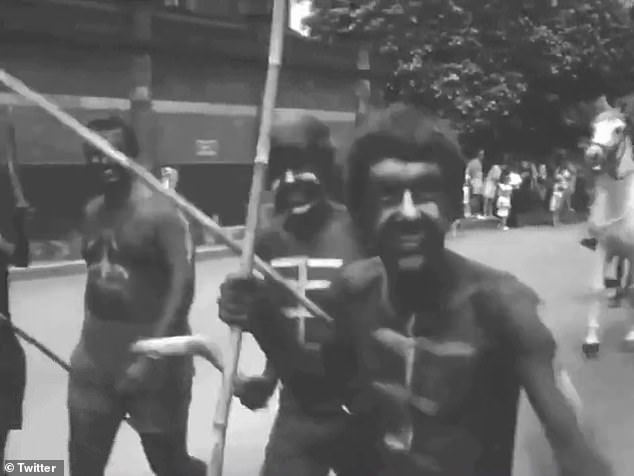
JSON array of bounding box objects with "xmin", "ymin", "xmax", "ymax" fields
[{"xmin": 306, "ymin": 0, "xmax": 634, "ymax": 153}]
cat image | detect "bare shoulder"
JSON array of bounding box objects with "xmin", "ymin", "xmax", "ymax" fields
[
  {"xmin": 332, "ymin": 257, "xmax": 385, "ymax": 296},
  {"xmin": 141, "ymin": 188, "xmax": 183, "ymax": 223},
  {"xmin": 84, "ymin": 195, "xmax": 104, "ymax": 217},
  {"xmin": 329, "ymin": 200, "xmax": 348, "ymax": 214},
  {"xmin": 448, "ymin": 251, "xmax": 538, "ymax": 304},
  {"xmin": 450, "ymin": 252, "xmax": 551, "ymax": 351},
  {"xmin": 81, "ymin": 196, "xmax": 105, "ymax": 229},
  {"xmin": 328, "ymin": 201, "xmax": 354, "ymax": 226}
]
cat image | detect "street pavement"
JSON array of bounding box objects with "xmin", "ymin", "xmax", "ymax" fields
[{"xmin": 5, "ymin": 224, "xmax": 634, "ymax": 475}]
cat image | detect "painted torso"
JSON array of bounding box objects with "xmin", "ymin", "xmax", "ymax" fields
[
  {"xmin": 333, "ymin": 253, "xmax": 537, "ymax": 475},
  {"xmin": 252, "ymin": 202, "xmax": 364, "ymax": 413},
  {"xmin": 76, "ymin": 187, "xmax": 194, "ymax": 373}
]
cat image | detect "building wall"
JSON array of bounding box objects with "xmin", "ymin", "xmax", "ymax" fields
[{"xmin": 0, "ymin": 42, "xmax": 357, "ymax": 241}]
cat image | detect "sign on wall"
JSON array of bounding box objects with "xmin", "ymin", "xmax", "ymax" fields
[{"xmin": 195, "ymin": 139, "xmax": 219, "ymax": 157}]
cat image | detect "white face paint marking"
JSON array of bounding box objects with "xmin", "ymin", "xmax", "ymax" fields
[
  {"xmin": 87, "ymin": 231, "xmax": 130, "ymax": 284},
  {"xmin": 290, "ymin": 203, "xmax": 312, "ymax": 215},
  {"xmin": 399, "ymin": 189, "xmax": 420, "ymax": 220},
  {"xmin": 271, "ymin": 256, "xmax": 343, "ymax": 349}
]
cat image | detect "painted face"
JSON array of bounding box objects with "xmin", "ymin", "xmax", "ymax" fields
[
  {"xmin": 84, "ymin": 128, "xmax": 130, "ymax": 186},
  {"xmin": 271, "ymin": 161, "xmax": 325, "ymax": 215},
  {"xmin": 366, "ymin": 158, "xmax": 450, "ymax": 273}
]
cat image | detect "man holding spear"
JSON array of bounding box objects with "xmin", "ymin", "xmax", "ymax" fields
[
  {"xmin": 218, "ymin": 104, "xmax": 612, "ymax": 476},
  {"xmin": 218, "ymin": 114, "xmax": 379, "ymax": 476}
]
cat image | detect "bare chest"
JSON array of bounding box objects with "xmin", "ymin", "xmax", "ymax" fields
[
  {"xmin": 356, "ymin": 291, "xmax": 491, "ymax": 417},
  {"xmin": 82, "ymin": 206, "xmax": 159, "ymax": 272}
]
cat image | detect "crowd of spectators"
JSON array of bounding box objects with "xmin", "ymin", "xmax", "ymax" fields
[{"xmin": 464, "ymin": 149, "xmax": 590, "ymax": 228}]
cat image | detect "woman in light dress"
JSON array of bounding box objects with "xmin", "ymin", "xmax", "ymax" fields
[
  {"xmin": 550, "ymin": 165, "xmax": 572, "ymax": 226},
  {"xmin": 496, "ymin": 172, "xmax": 515, "ymax": 230}
]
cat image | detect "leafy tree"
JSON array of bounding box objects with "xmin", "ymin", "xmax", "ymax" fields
[{"xmin": 306, "ymin": 0, "xmax": 634, "ymax": 154}]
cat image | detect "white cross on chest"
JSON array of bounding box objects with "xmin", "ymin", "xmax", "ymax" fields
[{"xmin": 270, "ymin": 256, "xmax": 343, "ymax": 349}]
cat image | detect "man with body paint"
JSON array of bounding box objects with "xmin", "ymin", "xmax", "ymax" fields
[{"xmin": 68, "ymin": 117, "xmax": 204, "ymax": 476}]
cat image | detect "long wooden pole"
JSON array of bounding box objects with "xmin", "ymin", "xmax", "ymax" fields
[
  {"xmin": 0, "ymin": 70, "xmax": 332, "ymax": 323},
  {"xmin": 1, "ymin": 107, "xmax": 29, "ymax": 208},
  {"xmin": 207, "ymin": 0, "xmax": 287, "ymax": 474},
  {"xmin": 0, "ymin": 314, "xmax": 69, "ymax": 371},
  {"xmin": 129, "ymin": 0, "xmax": 156, "ymax": 172}
]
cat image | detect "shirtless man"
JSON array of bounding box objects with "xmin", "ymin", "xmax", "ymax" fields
[
  {"xmin": 320, "ymin": 104, "xmax": 612, "ymax": 475},
  {"xmin": 0, "ymin": 206, "xmax": 29, "ymax": 470},
  {"xmin": 68, "ymin": 116, "xmax": 204, "ymax": 475},
  {"xmin": 219, "ymin": 114, "xmax": 378, "ymax": 475}
]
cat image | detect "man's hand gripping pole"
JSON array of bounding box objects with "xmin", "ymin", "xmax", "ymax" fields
[{"xmin": 0, "ymin": 108, "xmax": 30, "ymax": 209}]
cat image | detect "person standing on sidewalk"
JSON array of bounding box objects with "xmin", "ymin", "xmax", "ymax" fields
[
  {"xmin": 483, "ymin": 164, "xmax": 502, "ymax": 217},
  {"xmin": 466, "ymin": 150, "xmax": 485, "ymax": 217}
]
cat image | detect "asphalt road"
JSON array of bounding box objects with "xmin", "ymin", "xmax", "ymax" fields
[{"xmin": 5, "ymin": 224, "xmax": 633, "ymax": 475}]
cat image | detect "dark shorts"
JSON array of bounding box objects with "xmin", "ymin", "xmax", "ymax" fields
[
  {"xmin": 68, "ymin": 346, "xmax": 194, "ymax": 435},
  {"xmin": 262, "ymin": 392, "xmax": 380, "ymax": 476},
  {"xmin": 0, "ymin": 326, "xmax": 26, "ymax": 430}
]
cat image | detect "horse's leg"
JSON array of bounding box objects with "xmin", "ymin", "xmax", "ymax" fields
[
  {"xmin": 583, "ymin": 246, "xmax": 607, "ymax": 358},
  {"xmin": 622, "ymin": 258, "xmax": 634, "ymax": 351},
  {"xmin": 605, "ymin": 256, "xmax": 622, "ymax": 308}
]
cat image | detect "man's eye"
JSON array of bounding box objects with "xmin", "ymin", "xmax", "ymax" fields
[
  {"xmin": 379, "ymin": 191, "xmax": 402, "ymax": 206},
  {"xmin": 411, "ymin": 190, "xmax": 438, "ymax": 203}
]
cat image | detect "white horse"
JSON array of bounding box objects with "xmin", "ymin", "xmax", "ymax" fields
[{"xmin": 582, "ymin": 103, "xmax": 634, "ymax": 357}]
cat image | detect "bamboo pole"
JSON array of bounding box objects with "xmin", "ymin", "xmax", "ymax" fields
[
  {"xmin": 207, "ymin": 0, "xmax": 287, "ymax": 474},
  {"xmin": 0, "ymin": 70, "xmax": 332, "ymax": 323},
  {"xmin": 0, "ymin": 314, "xmax": 69, "ymax": 372},
  {"xmin": 129, "ymin": 0, "xmax": 156, "ymax": 172},
  {"xmin": 1, "ymin": 107, "xmax": 29, "ymax": 208}
]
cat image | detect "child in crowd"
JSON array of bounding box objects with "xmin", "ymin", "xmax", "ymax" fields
[{"xmin": 497, "ymin": 173, "xmax": 514, "ymax": 230}]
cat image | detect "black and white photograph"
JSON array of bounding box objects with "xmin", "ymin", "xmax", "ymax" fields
[{"xmin": 1, "ymin": 0, "xmax": 634, "ymax": 475}]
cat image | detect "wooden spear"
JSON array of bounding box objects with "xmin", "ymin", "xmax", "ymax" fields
[
  {"xmin": 0, "ymin": 70, "xmax": 330, "ymax": 323},
  {"xmin": 207, "ymin": 0, "xmax": 287, "ymax": 474},
  {"xmin": 1, "ymin": 107, "xmax": 30, "ymax": 209}
]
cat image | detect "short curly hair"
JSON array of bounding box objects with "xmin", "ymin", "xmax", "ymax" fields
[
  {"xmin": 266, "ymin": 114, "xmax": 336, "ymax": 190},
  {"xmin": 344, "ymin": 104, "xmax": 466, "ymax": 226},
  {"xmin": 83, "ymin": 116, "xmax": 140, "ymax": 159}
]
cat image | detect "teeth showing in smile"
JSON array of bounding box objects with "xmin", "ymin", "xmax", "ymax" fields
[{"xmin": 290, "ymin": 203, "xmax": 313, "ymax": 215}]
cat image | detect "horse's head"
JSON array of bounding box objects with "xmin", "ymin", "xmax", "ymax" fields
[{"xmin": 586, "ymin": 108, "xmax": 634, "ymax": 179}]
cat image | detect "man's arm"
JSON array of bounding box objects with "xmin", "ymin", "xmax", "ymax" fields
[
  {"xmin": 152, "ymin": 207, "xmax": 194, "ymax": 339},
  {"xmin": 321, "ymin": 276, "xmax": 362, "ymax": 409},
  {"xmin": 10, "ymin": 207, "xmax": 29, "ymax": 268},
  {"xmin": 499, "ymin": 283, "xmax": 612, "ymax": 476},
  {"xmin": 0, "ymin": 207, "xmax": 30, "ymax": 268}
]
